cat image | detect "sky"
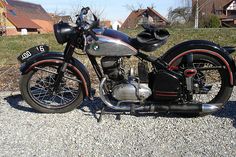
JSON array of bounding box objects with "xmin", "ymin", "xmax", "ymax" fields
[{"xmin": 22, "ymin": 0, "xmax": 186, "ymax": 22}]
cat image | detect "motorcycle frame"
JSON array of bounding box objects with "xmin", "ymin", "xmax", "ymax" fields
[{"xmin": 20, "ymin": 34, "xmax": 236, "ymax": 100}]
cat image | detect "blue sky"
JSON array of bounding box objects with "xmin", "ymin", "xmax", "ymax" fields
[{"xmin": 23, "ymin": 0, "xmax": 185, "ymax": 22}]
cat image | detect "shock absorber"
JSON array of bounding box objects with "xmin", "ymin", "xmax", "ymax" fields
[{"xmin": 184, "ymin": 53, "xmax": 197, "ymax": 101}]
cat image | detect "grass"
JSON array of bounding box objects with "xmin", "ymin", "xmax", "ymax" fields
[
  {"xmin": 0, "ymin": 28, "xmax": 236, "ymax": 65},
  {"xmin": 0, "ymin": 33, "xmax": 64, "ymax": 65},
  {"xmin": 123, "ymin": 28, "xmax": 236, "ymax": 56}
]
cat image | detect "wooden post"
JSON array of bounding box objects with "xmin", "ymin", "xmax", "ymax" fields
[{"xmin": 194, "ymin": 0, "xmax": 199, "ymax": 29}]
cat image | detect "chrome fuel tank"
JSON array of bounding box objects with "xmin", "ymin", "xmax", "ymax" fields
[{"xmin": 87, "ymin": 29, "xmax": 137, "ymax": 57}]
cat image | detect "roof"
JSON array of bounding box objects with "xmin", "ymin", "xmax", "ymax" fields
[
  {"xmin": 100, "ymin": 20, "xmax": 112, "ymax": 28},
  {"xmin": 147, "ymin": 7, "xmax": 168, "ymax": 22},
  {"xmin": 121, "ymin": 7, "xmax": 168, "ymax": 29},
  {"xmin": 3, "ymin": 2, "xmax": 40, "ymax": 29},
  {"xmin": 31, "ymin": 19, "xmax": 53, "ymax": 32},
  {"xmin": 7, "ymin": 0, "xmax": 52, "ymax": 21},
  {"xmin": 192, "ymin": 0, "xmax": 233, "ymax": 13},
  {"xmin": 1, "ymin": 0, "xmax": 53, "ymax": 31}
]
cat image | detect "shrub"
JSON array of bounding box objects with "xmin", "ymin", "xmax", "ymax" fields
[
  {"xmin": 209, "ymin": 15, "xmax": 221, "ymax": 28},
  {"xmin": 200, "ymin": 14, "xmax": 221, "ymax": 28}
]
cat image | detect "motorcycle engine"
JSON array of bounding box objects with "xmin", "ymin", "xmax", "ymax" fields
[{"xmin": 101, "ymin": 57, "xmax": 152, "ymax": 101}]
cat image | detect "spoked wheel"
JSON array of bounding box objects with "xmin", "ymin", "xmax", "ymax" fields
[
  {"xmin": 192, "ymin": 61, "xmax": 222, "ymax": 103},
  {"xmin": 20, "ymin": 62, "xmax": 84, "ymax": 113},
  {"xmin": 170, "ymin": 54, "xmax": 233, "ymax": 115}
]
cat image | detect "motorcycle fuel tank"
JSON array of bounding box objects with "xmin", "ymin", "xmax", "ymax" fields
[{"xmin": 87, "ymin": 29, "xmax": 138, "ymax": 57}]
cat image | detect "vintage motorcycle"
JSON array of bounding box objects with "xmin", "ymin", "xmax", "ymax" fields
[{"xmin": 18, "ymin": 7, "xmax": 236, "ymax": 118}]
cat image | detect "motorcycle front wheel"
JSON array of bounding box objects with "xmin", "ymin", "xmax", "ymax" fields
[{"xmin": 20, "ymin": 61, "xmax": 84, "ymax": 113}]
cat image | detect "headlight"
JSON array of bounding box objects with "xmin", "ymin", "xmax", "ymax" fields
[{"xmin": 53, "ymin": 22, "xmax": 75, "ymax": 44}]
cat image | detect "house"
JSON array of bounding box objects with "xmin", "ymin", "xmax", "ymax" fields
[
  {"xmin": 121, "ymin": 7, "xmax": 169, "ymax": 29},
  {"xmin": 0, "ymin": 0, "xmax": 40, "ymax": 35},
  {"xmin": 7, "ymin": 0, "xmax": 53, "ymax": 33},
  {"xmin": 192, "ymin": 0, "xmax": 236, "ymax": 27},
  {"xmin": 100, "ymin": 20, "xmax": 112, "ymax": 28},
  {"xmin": 50, "ymin": 14, "xmax": 73, "ymax": 24},
  {"xmin": 112, "ymin": 21, "xmax": 122, "ymax": 30},
  {"xmin": 0, "ymin": 0, "xmax": 53, "ymax": 36}
]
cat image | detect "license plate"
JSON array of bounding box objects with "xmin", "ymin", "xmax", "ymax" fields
[{"xmin": 17, "ymin": 45, "xmax": 49, "ymax": 63}]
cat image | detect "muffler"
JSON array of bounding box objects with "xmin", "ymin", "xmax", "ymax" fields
[
  {"xmin": 153, "ymin": 103, "xmax": 223, "ymax": 114},
  {"xmin": 100, "ymin": 77, "xmax": 223, "ymax": 114},
  {"xmin": 201, "ymin": 103, "xmax": 223, "ymax": 113}
]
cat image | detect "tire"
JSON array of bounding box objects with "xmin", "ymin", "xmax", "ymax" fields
[
  {"xmin": 193, "ymin": 54, "xmax": 233, "ymax": 104},
  {"xmin": 169, "ymin": 54, "xmax": 233, "ymax": 116},
  {"xmin": 20, "ymin": 62, "xmax": 84, "ymax": 113}
]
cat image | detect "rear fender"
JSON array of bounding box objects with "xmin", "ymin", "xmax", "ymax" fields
[
  {"xmin": 20, "ymin": 52, "xmax": 91, "ymax": 97},
  {"xmin": 161, "ymin": 40, "xmax": 236, "ymax": 86},
  {"xmin": 223, "ymin": 46, "xmax": 236, "ymax": 54}
]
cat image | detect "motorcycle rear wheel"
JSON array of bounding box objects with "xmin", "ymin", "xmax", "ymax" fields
[
  {"xmin": 20, "ymin": 62, "xmax": 84, "ymax": 113},
  {"xmin": 169, "ymin": 54, "xmax": 233, "ymax": 115}
]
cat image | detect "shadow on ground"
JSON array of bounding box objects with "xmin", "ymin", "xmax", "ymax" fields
[
  {"xmin": 4, "ymin": 94, "xmax": 236, "ymax": 127},
  {"xmin": 213, "ymin": 101, "xmax": 236, "ymax": 128},
  {"xmin": 4, "ymin": 94, "xmax": 39, "ymax": 113}
]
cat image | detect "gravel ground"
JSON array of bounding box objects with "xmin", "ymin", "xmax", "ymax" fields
[{"xmin": 0, "ymin": 90, "xmax": 236, "ymax": 157}]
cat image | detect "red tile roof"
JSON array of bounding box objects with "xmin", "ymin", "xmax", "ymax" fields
[
  {"xmin": 31, "ymin": 19, "xmax": 53, "ymax": 32},
  {"xmin": 121, "ymin": 7, "xmax": 168, "ymax": 29},
  {"xmin": 7, "ymin": 0, "xmax": 52, "ymax": 21},
  {"xmin": 100, "ymin": 20, "xmax": 112, "ymax": 28},
  {"xmin": 147, "ymin": 7, "xmax": 168, "ymax": 22},
  {"xmin": 3, "ymin": 2, "xmax": 40, "ymax": 29},
  {"xmin": 1, "ymin": 0, "xmax": 53, "ymax": 31},
  {"xmin": 192, "ymin": 0, "xmax": 233, "ymax": 14}
]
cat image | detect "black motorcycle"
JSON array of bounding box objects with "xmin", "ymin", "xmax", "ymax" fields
[{"xmin": 18, "ymin": 7, "xmax": 236, "ymax": 117}]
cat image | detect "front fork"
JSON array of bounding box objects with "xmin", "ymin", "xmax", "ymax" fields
[{"xmin": 53, "ymin": 43, "xmax": 75, "ymax": 93}]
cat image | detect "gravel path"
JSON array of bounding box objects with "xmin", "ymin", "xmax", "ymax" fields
[{"xmin": 0, "ymin": 90, "xmax": 236, "ymax": 157}]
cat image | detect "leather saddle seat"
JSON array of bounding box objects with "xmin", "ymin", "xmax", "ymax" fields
[
  {"xmin": 101, "ymin": 24, "xmax": 170, "ymax": 52},
  {"xmin": 131, "ymin": 25, "xmax": 170, "ymax": 52}
]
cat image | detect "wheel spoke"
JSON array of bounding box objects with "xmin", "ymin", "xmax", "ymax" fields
[
  {"xmin": 28, "ymin": 65, "xmax": 81, "ymax": 108},
  {"xmin": 192, "ymin": 62, "xmax": 222, "ymax": 103}
]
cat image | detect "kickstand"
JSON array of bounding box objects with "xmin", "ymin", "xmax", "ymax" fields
[
  {"xmin": 131, "ymin": 104, "xmax": 136, "ymax": 115},
  {"xmin": 115, "ymin": 114, "xmax": 121, "ymax": 120},
  {"xmin": 98, "ymin": 106, "xmax": 105, "ymax": 123}
]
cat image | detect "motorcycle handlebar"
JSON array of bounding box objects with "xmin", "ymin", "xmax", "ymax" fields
[{"xmin": 76, "ymin": 7, "xmax": 99, "ymax": 41}]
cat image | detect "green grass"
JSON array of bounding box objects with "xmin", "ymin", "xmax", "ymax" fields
[
  {"xmin": 0, "ymin": 33, "xmax": 64, "ymax": 65},
  {"xmin": 0, "ymin": 28, "xmax": 236, "ymax": 65},
  {"xmin": 123, "ymin": 28, "xmax": 236, "ymax": 56}
]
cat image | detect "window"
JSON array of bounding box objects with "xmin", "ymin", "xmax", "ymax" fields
[
  {"xmin": 8, "ymin": 9, "xmax": 16, "ymax": 16},
  {"xmin": 215, "ymin": 10, "xmax": 223, "ymax": 15}
]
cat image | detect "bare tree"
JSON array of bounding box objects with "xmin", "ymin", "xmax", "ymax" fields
[
  {"xmin": 53, "ymin": 8, "xmax": 66, "ymax": 16},
  {"xmin": 51, "ymin": 8, "xmax": 67, "ymax": 24},
  {"xmin": 137, "ymin": 3, "xmax": 144, "ymax": 9},
  {"xmin": 150, "ymin": 3, "xmax": 156, "ymax": 9},
  {"xmin": 124, "ymin": 4, "xmax": 137, "ymax": 11},
  {"xmin": 124, "ymin": 3, "xmax": 145, "ymax": 11},
  {"xmin": 70, "ymin": 4, "xmax": 105, "ymax": 22},
  {"xmin": 70, "ymin": 4, "xmax": 81, "ymax": 22},
  {"xmin": 91, "ymin": 7, "xmax": 105, "ymax": 18},
  {"xmin": 168, "ymin": 6, "xmax": 192, "ymax": 24},
  {"xmin": 181, "ymin": 0, "xmax": 191, "ymax": 7}
]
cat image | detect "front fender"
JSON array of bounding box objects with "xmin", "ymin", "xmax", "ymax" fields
[
  {"xmin": 20, "ymin": 52, "xmax": 91, "ymax": 97},
  {"xmin": 161, "ymin": 40, "xmax": 236, "ymax": 86}
]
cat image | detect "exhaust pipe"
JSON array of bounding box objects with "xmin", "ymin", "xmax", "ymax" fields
[
  {"xmin": 100, "ymin": 77, "xmax": 223, "ymax": 114},
  {"xmin": 153, "ymin": 103, "xmax": 223, "ymax": 114},
  {"xmin": 201, "ymin": 103, "xmax": 223, "ymax": 114}
]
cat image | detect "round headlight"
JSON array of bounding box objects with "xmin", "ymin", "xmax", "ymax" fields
[{"xmin": 53, "ymin": 22, "xmax": 75, "ymax": 44}]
